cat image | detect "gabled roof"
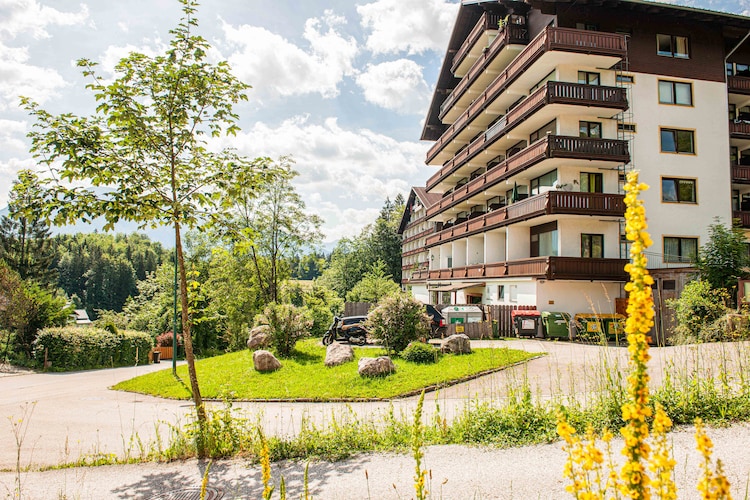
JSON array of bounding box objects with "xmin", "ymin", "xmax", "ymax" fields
[{"xmin": 397, "ymin": 187, "xmax": 442, "ymax": 234}]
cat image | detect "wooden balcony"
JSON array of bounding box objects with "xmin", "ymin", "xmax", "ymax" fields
[
  {"xmin": 732, "ymin": 164, "xmax": 750, "ymax": 184},
  {"xmin": 728, "ymin": 75, "xmax": 750, "ymax": 95},
  {"xmin": 424, "ymin": 257, "xmax": 628, "ymax": 281},
  {"xmin": 426, "ymin": 80, "xmax": 627, "ymax": 164},
  {"xmin": 733, "ymin": 211, "xmax": 750, "ymax": 228},
  {"xmin": 450, "ymin": 12, "xmax": 501, "ymax": 75},
  {"xmin": 426, "ymin": 135, "xmax": 629, "ymax": 212},
  {"xmin": 438, "ymin": 26, "xmax": 627, "ymax": 121},
  {"xmin": 730, "ymin": 120, "xmax": 750, "ymax": 140},
  {"xmin": 425, "ymin": 191, "xmax": 625, "ymax": 246}
]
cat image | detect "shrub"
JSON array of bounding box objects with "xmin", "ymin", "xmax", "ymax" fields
[
  {"xmin": 401, "ymin": 342, "xmax": 439, "ymax": 364},
  {"xmin": 667, "ymin": 279, "xmax": 731, "ymax": 343},
  {"xmin": 156, "ymin": 331, "xmax": 183, "ymax": 348},
  {"xmin": 366, "ymin": 294, "xmax": 431, "ymax": 355},
  {"xmin": 33, "ymin": 327, "xmax": 153, "ymax": 370},
  {"xmin": 255, "ymin": 303, "xmax": 312, "ymax": 358}
]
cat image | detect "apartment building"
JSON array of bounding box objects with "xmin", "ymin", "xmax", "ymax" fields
[{"xmin": 400, "ymin": 0, "xmax": 750, "ymax": 316}]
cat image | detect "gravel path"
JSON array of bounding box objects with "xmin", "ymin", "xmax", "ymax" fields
[{"xmin": 1, "ymin": 340, "xmax": 749, "ymax": 499}]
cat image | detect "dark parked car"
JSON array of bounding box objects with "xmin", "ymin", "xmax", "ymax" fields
[{"xmin": 425, "ymin": 304, "xmax": 447, "ymax": 338}]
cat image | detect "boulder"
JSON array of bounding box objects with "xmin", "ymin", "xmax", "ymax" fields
[
  {"xmin": 358, "ymin": 356, "xmax": 395, "ymax": 377},
  {"xmin": 247, "ymin": 325, "xmax": 272, "ymax": 350},
  {"xmin": 441, "ymin": 334, "xmax": 472, "ymax": 354},
  {"xmin": 253, "ymin": 349, "xmax": 281, "ymax": 372},
  {"xmin": 325, "ymin": 342, "xmax": 354, "ymax": 367}
]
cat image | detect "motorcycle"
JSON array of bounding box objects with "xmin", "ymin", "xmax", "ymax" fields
[{"xmin": 322, "ymin": 315, "xmax": 368, "ymax": 346}]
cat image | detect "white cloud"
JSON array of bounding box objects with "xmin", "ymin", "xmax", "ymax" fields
[
  {"xmin": 0, "ymin": 157, "xmax": 37, "ymax": 207},
  {"xmin": 355, "ymin": 59, "xmax": 430, "ymax": 114},
  {"xmin": 0, "ymin": 119, "xmax": 28, "ymax": 154},
  {"xmin": 0, "ymin": 41, "xmax": 67, "ymax": 108},
  {"xmin": 0, "ymin": 1, "xmax": 89, "ymax": 40},
  {"xmin": 220, "ymin": 10, "xmax": 358, "ymax": 99},
  {"xmin": 357, "ymin": 0, "xmax": 458, "ymax": 55},
  {"xmin": 222, "ymin": 115, "xmax": 427, "ymax": 241}
]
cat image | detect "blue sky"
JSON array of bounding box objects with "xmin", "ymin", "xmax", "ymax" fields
[{"xmin": 1, "ymin": 0, "xmax": 748, "ymax": 247}]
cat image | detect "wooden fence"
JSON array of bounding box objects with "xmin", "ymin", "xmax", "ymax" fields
[{"xmin": 343, "ymin": 302, "xmax": 537, "ymax": 339}]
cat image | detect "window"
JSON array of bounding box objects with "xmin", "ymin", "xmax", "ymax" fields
[
  {"xmin": 733, "ymin": 189, "xmax": 739, "ymax": 211},
  {"xmin": 727, "ymin": 62, "xmax": 750, "ymax": 76},
  {"xmin": 530, "ymin": 70, "xmax": 555, "ymax": 93},
  {"xmin": 531, "ymin": 169, "xmax": 558, "ymax": 195},
  {"xmin": 580, "ymin": 172, "xmax": 603, "ymax": 193},
  {"xmin": 497, "ymin": 285, "xmax": 505, "ymax": 300},
  {"xmin": 578, "ymin": 71, "xmax": 600, "ymax": 85},
  {"xmin": 730, "ymin": 104, "xmax": 737, "ymax": 121},
  {"xmin": 618, "ymin": 123, "xmax": 637, "ymax": 133},
  {"xmin": 658, "ymin": 80, "xmax": 692, "ymax": 106},
  {"xmin": 531, "ymin": 221, "xmax": 558, "ymax": 257},
  {"xmin": 661, "ymin": 177, "xmax": 696, "ymax": 203},
  {"xmin": 579, "ymin": 121, "xmax": 602, "ymax": 138},
  {"xmin": 506, "ymin": 185, "xmax": 528, "ymax": 203},
  {"xmin": 530, "ymin": 119, "xmax": 556, "ymax": 142},
  {"xmin": 576, "ymin": 22, "xmax": 598, "ymax": 31},
  {"xmin": 657, "ymin": 34, "xmax": 689, "ymax": 58},
  {"xmin": 660, "ymin": 128, "xmax": 694, "ymax": 154},
  {"xmin": 616, "ymin": 74, "xmax": 635, "ymax": 84},
  {"xmin": 664, "ymin": 237, "xmax": 697, "ymax": 263},
  {"xmin": 581, "ymin": 234, "xmax": 604, "ymax": 258}
]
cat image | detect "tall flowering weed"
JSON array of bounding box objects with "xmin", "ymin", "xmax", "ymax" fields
[{"xmin": 557, "ymin": 171, "xmax": 732, "ymax": 499}]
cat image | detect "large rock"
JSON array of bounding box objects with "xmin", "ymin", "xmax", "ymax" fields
[
  {"xmin": 247, "ymin": 325, "xmax": 272, "ymax": 350},
  {"xmin": 358, "ymin": 356, "xmax": 395, "ymax": 377},
  {"xmin": 441, "ymin": 334, "xmax": 472, "ymax": 354},
  {"xmin": 253, "ymin": 349, "xmax": 281, "ymax": 372},
  {"xmin": 325, "ymin": 342, "xmax": 354, "ymax": 367}
]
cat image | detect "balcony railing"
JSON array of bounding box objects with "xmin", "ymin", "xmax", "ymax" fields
[
  {"xmin": 438, "ymin": 26, "xmax": 627, "ymax": 120},
  {"xmin": 450, "ymin": 12, "xmax": 501, "ymax": 74},
  {"xmin": 728, "ymin": 75, "xmax": 750, "ymax": 95},
  {"xmin": 426, "ymin": 81, "xmax": 627, "ymax": 164},
  {"xmin": 732, "ymin": 164, "xmax": 750, "ymax": 183},
  {"xmin": 730, "ymin": 120, "xmax": 750, "ymax": 139},
  {"xmin": 424, "ymin": 257, "xmax": 628, "ymax": 281},
  {"xmin": 426, "ymin": 135, "xmax": 629, "ymax": 213},
  {"xmin": 425, "ymin": 191, "xmax": 625, "ymax": 246}
]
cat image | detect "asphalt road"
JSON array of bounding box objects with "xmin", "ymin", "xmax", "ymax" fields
[{"xmin": 1, "ymin": 340, "xmax": 748, "ymax": 499}]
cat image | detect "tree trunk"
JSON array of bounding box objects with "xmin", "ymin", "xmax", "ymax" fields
[{"xmin": 174, "ymin": 221, "xmax": 207, "ymax": 446}]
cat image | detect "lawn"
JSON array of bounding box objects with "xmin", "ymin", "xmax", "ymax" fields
[{"xmin": 114, "ymin": 339, "xmax": 538, "ymax": 400}]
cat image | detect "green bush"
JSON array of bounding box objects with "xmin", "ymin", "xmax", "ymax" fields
[
  {"xmin": 254, "ymin": 303, "xmax": 312, "ymax": 358},
  {"xmin": 366, "ymin": 294, "xmax": 431, "ymax": 355},
  {"xmin": 401, "ymin": 342, "xmax": 439, "ymax": 364},
  {"xmin": 33, "ymin": 327, "xmax": 153, "ymax": 370},
  {"xmin": 667, "ymin": 279, "xmax": 732, "ymax": 343}
]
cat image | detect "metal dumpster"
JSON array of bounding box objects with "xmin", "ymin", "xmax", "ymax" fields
[
  {"xmin": 541, "ymin": 311, "xmax": 572, "ymax": 340},
  {"xmin": 571, "ymin": 314, "xmax": 626, "ymax": 342},
  {"xmin": 512, "ymin": 310, "xmax": 542, "ymax": 338}
]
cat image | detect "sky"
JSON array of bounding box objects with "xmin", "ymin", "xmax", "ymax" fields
[{"xmin": 1, "ymin": 0, "xmax": 748, "ymax": 248}]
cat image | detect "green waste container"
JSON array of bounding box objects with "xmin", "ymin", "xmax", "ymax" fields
[
  {"xmin": 571, "ymin": 314, "xmax": 626, "ymax": 342},
  {"xmin": 541, "ymin": 312, "xmax": 571, "ymax": 339}
]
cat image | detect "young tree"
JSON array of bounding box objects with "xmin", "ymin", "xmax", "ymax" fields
[
  {"xmin": 346, "ymin": 260, "xmax": 401, "ymax": 303},
  {"xmin": 696, "ymin": 218, "xmax": 750, "ymax": 303},
  {"xmin": 18, "ymin": 0, "xmax": 270, "ymax": 432}
]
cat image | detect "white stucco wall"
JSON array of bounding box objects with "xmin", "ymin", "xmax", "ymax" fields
[
  {"xmin": 536, "ymin": 280, "xmax": 622, "ymax": 315},
  {"xmin": 558, "ymin": 218, "xmax": 622, "ymax": 258}
]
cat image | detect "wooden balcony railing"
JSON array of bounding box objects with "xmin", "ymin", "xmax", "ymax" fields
[
  {"xmin": 732, "ymin": 164, "xmax": 750, "ymax": 183},
  {"xmin": 426, "ymin": 135, "xmax": 629, "ymax": 213},
  {"xmin": 733, "ymin": 211, "xmax": 750, "ymax": 228},
  {"xmin": 728, "ymin": 75, "xmax": 750, "ymax": 95},
  {"xmin": 730, "ymin": 120, "xmax": 750, "ymax": 139},
  {"xmin": 425, "ymin": 191, "xmax": 625, "ymax": 246},
  {"xmin": 438, "ymin": 26, "xmax": 626, "ymax": 120},
  {"xmin": 426, "ymin": 81, "xmax": 627, "ymax": 164},
  {"xmin": 423, "ymin": 257, "xmax": 628, "ymax": 281},
  {"xmin": 450, "ymin": 12, "xmax": 501, "ymax": 74}
]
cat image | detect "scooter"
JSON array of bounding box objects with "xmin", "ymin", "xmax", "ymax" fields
[{"xmin": 322, "ymin": 315, "xmax": 368, "ymax": 345}]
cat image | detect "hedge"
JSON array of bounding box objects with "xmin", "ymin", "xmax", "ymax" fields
[{"xmin": 33, "ymin": 327, "xmax": 153, "ymax": 371}]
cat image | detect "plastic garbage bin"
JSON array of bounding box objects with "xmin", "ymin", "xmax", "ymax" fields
[
  {"xmin": 152, "ymin": 350, "xmax": 161, "ymax": 363},
  {"xmin": 541, "ymin": 311, "xmax": 571, "ymax": 340},
  {"xmin": 571, "ymin": 314, "xmax": 626, "ymax": 342},
  {"xmin": 512, "ymin": 310, "xmax": 542, "ymax": 338}
]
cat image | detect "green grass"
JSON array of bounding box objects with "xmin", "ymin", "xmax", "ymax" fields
[{"xmin": 113, "ymin": 339, "xmax": 537, "ymax": 400}]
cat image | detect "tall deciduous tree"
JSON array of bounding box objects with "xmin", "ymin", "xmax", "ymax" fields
[
  {"xmin": 696, "ymin": 218, "xmax": 750, "ymax": 303},
  {"xmin": 18, "ymin": 0, "xmax": 269, "ymax": 435},
  {"xmin": 224, "ymin": 157, "xmax": 322, "ymax": 304}
]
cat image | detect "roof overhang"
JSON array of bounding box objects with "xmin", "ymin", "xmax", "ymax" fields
[{"xmin": 429, "ymin": 282, "xmax": 486, "ymax": 291}]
